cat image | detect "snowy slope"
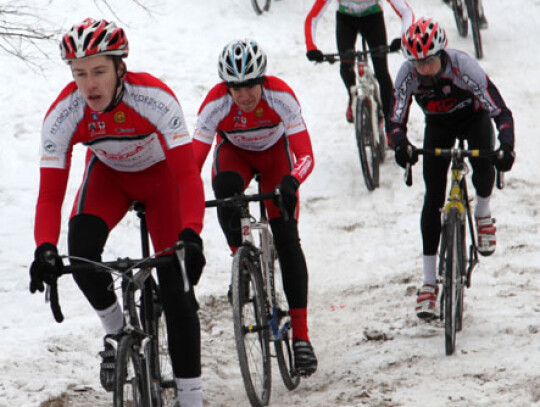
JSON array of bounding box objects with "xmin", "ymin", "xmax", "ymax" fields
[{"xmin": 0, "ymin": 0, "xmax": 538, "ymax": 406}]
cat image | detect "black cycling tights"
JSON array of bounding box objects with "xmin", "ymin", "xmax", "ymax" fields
[
  {"xmin": 336, "ymin": 11, "xmax": 392, "ymax": 119},
  {"xmin": 68, "ymin": 213, "xmax": 201, "ymax": 378},
  {"xmin": 421, "ymin": 113, "xmax": 495, "ymax": 255},
  {"xmin": 212, "ymin": 171, "xmax": 308, "ymax": 309}
]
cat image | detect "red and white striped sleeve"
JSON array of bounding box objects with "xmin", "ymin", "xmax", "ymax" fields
[{"xmin": 386, "ymin": 0, "xmax": 415, "ymax": 33}]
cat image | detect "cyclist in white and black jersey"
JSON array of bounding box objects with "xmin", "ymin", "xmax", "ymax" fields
[
  {"xmin": 305, "ymin": 0, "xmax": 415, "ymax": 125},
  {"xmin": 387, "ymin": 18, "xmax": 515, "ymax": 319}
]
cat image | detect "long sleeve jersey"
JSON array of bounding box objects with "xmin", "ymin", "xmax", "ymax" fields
[
  {"xmin": 35, "ymin": 71, "xmax": 205, "ymax": 246},
  {"xmin": 305, "ymin": 0, "xmax": 415, "ymax": 51},
  {"xmin": 192, "ymin": 76, "xmax": 314, "ymax": 184},
  {"xmin": 388, "ymin": 49, "xmax": 515, "ymax": 148}
]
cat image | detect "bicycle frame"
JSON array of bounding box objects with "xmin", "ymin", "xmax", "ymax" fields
[
  {"xmin": 440, "ymin": 148, "xmax": 479, "ymax": 286},
  {"xmin": 349, "ymin": 40, "xmax": 382, "ymax": 149},
  {"xmin": 240, "ymin": 192, "xmax": 291, "ymax": 342}
]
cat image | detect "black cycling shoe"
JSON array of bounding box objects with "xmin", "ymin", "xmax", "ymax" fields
[
  {"xmin": 293, "ymin": 339, "xmax": 318, "ymax": 377},
  {"xmin": 99, "ymin": 334, "xmax": 120, "ymax": 392}
]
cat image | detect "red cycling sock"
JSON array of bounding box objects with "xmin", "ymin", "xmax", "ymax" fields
[{"xmin": 290, "ymin": 308, "xmax": 309, "ymax": 342}]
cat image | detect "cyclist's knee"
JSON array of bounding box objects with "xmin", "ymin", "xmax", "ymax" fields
[
  {"xmin": 212, "ymin": 170, "xmax": 245, "ymax": 198},
  {"xmin": 68, "ymin": 214, "xmax": 109, "ymax": 260}
]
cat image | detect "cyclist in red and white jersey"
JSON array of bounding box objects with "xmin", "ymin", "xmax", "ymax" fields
[
  {"xmin": 29, "ymin": 18, "xmax": 205, "ymax": 406},
  {"xmin": 388, "ymin": 18, "xmax": 515, "ymax": 320},
  {"xmin": 305, "ymin": 0, "xmax": 414, "ymax": 125},
  {"xmin": 193, "ymin": 39, "xmax": 317, "ymax": 377}
]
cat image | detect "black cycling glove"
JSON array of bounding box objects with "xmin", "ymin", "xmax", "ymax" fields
[
  {"xmin": 29, "ymin": 243, "xmax": 63, "ymax": 293},
  {"xmin": 178, "ymin": 228, "xmax": 206, "ymax": 286}
]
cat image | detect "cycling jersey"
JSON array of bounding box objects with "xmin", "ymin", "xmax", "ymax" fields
[
  {"xmin": 35, "ymin": 71, "xmax": 205, "ymax": 246},
  {"xmin": 388, "ymin": 49, "xmax": 515, "ymax": 148},
  {"xmin": 193, "ymin": 75, "xmax": 314, "ymax": 185},
  {"xmin": 305, "ymin": 0, "xmax": 414, "ymax": 51}
]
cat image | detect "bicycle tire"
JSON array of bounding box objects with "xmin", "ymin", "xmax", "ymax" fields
[
  {"xmin": 155, "ymin": 305, "xmax": 178, "ymax": 406},
  {"xmin": 270, "ymin": 249, "xmax": 300, "ymax": 390},
  {"xmin": 442, "ymin": 208, "xmax": 465, "ymax": 355},
  {"xmin": 355, "ymin": 97, "xmax": 379, "ymax": 191},
  {"xmin": 251, "ymin": 0, "xmax": 271, "ymax": 15},
  {"xmin": 452, "ymin": 0, "xmax": 468, "ymax": 37},
  {"xmin": 232, "ymin": 246, "xmax": 271, "ymax": 407},
  {"xmin": 467, "ymin": 0, "xmax": 483, "ymax": 59},
  {"xmin": 114, "ymin": 335, "xmax": 147, "ymax": 407}
]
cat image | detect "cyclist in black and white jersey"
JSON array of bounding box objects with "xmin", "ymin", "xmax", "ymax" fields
[{"xmin": 387, "ymin": 18, "xmax": 515, "ymax": 319}]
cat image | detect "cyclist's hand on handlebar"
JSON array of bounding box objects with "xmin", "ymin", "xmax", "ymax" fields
[
  {"xmin": 494, "ymin": 143, "xmax": 515, "ymax": 172},
  {"xmin": 306, "ymin": 49, "xmax": 324, "ymax": 63},
  {"xmin": 275, "ymin": 175, "xmax": 299, "ymax": 217},
  {"xmin": 394, "ymin": 140, "xmax": 419, "ymax": 169},
  {"xmin": 178, "ymin": 228, "xmax": 206, "ymax": 286},
  {"xmin": 29, "ymin": 243, "xmax": 63, "ymax": 293}
]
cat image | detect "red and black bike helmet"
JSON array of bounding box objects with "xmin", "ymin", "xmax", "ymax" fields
[{"xmin": 60, "ymin": 18, "xmax": 129, "ymax": 62}]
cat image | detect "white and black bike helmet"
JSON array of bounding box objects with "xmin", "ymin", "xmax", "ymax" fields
[{"xmin": 218, "ymin": 39, "xmax": 267, "ymax": 86}]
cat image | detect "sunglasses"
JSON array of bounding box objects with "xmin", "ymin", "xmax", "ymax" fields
[
  {"xmin": 412, "ymin": 55, "xmax": 440, "ymax": 69},
  {"xmin": 226, "ymin": 77, "xmax": 265, "ymax": 90}
]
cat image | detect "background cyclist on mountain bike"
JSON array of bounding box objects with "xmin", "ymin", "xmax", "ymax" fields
[
  {"xmin": 192, "ymin": 39, "xmax": 318, "ymax": 376},
  {"xmin": 28, "ymin": 18, "xmax": 206, "ymax": 407},
  {"xmin": 388, "ymin": 17, "xmax": 515, "ymax": 319},
  {"xmin": 304, "ymin": 0, "xmax": 415, "ymax": 127}
]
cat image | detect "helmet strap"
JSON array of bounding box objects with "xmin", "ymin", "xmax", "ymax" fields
[{"xmin": 103, "ymin": 60, "xmax": 126, "ymax": 113}]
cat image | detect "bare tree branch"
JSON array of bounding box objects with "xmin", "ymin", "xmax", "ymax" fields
[{"xmin": 0, "ymin": 0, "xmax": 156, "ymax": 70}]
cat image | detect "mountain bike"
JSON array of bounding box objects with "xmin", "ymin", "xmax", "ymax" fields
[
  {"xmin": 45, "ymin": 202, "xmax": 181, "ymax": 406},
  {"xmin": 251, "ymin": 0, "xmax": 271, "ymax": 15},
  {"xmin": 450, "ymin": 0, "xmax": 484, "ymax": 59},
  {"xmin": 321, "ymin": 38, "xmax": 401, "ymax": 191},
  {"xmin": 206, "ymin": 179, "xmax": 299, "ymax": 407},
  {"xmin": 405, "ymin": 140, "xmax": 503, "ymax": 355}
]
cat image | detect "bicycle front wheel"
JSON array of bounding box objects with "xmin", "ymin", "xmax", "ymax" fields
[
  {"xmin": 156, "ymin": 306, "xmax": 178, "ymax": 406},
  {"xmin": 467, "ymin": 0, "xmax": 483, "ymax": 59},
  {"xmin": 269, "ymin": 248, "xmax": 300, "ymax": 390},
  {"xmin": 442, "ymin": 208, "xmax": 466, "ymax": 355},
  {"xmin": 452, "ymin": 0, "xmax": 469, "ymax": 37},
  {"xmin": 251, "ymin": 0, "xmax": 271, "ymax": 14},
  {"xmin": 114, "ymin": 335, "xmax": 147, "ymax": 407},
  {"xmin": 355, "ymin": 97, "xmax": 379, "ymax": 191},
  {"xmin": 232, "ymin": 246, "xmax": 271, "ymax": 407}
]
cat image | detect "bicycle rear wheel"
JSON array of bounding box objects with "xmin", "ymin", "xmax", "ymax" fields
[
  {"xmin": 251, "ymin": 0, "xmax": 271, "ymax": 14},
  {"xmin": 232, "ymin": 246, "xmax": 271, "ymax": 407},
  {"xmin": 114, "ymin": 335, "xmax": 147, "ymax": 407},
  {"xmin": 467, "ymin": 0, "xmax": 483, "ymax": 59},
  {"xmin": 442, "ymin": 208, "xmax": 466, "ymax": 355},
  {"xmin": 269, "ymin": 249, "xmax": 300, "ymax": 390},
  {"xmin": 355, "ymin": 97, "xmax": 379, "ymax": 191},
  {"xmin": 452, "ymin": 0, "xmax": 468, "ymax": 37}
]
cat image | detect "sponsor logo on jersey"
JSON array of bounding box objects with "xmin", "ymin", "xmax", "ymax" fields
[
  {"xmin": 169, "ymin": 116, "xmax": 182, "ymax": 129},
  {"xmin": 131, "ymin": 93, "xmax": 170, "ymax": 114},
  {"xmin": 426, "ymin": 98, "xmax": 458, "ymax": 113},
  {"xmin": 116, "ymin": 128, "xmax": 136, "ymax": 133},
  {"xmin": 114, "ymin": 111, "xmax": 126, "ymax": 123},
  {"xmin": 91, "ymin": 113, "xmax": 99, "ymax": 121},
  {"xmin": 43, "ymin": 139, "xmax": 57, "ymax": 153},
  {"xmin": 255, "ymin": 107, "xmax": 264, "ymax": 117}
]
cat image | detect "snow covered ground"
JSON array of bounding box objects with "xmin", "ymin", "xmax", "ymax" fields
[{"xmin": 0, "ymin": 0, "xmax": 538, "ymax": 406}]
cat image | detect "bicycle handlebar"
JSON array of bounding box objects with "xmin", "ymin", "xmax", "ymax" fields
[
  {"xmin": 403, "ymin": 147, "xmax": 505, "ymax": 189},
  {"xmin": 205, "ymin": 187, "xmax": 289, "ymax": 222},
  {"xmin": 45, "ymin": 246, "xmax": 179, "ymax": 323},
  {"xmin": 320, "ymin": 37, "xmax": 401, "ymax": 64}
]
